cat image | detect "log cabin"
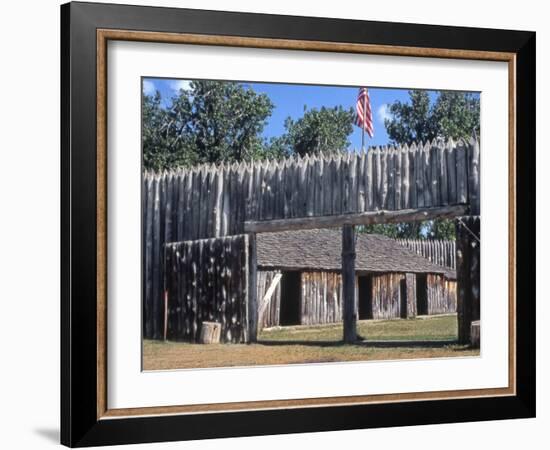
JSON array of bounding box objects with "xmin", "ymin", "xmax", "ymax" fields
[{"xmin": 256, "ymin": 229, "xmax": 457, "ymax": 330}]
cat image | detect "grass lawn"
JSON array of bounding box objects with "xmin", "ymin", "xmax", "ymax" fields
[{"xmin": 143, "ymin": 314, "xmax": 479, "ymax": 370}]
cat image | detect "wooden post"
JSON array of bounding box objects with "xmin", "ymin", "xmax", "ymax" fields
[
  {"xmin": 342, "ymin": 224, "xmax": 357, "ymax": 343},
  {"xmin": 163, "ymin": 290, "xmax": 168, "ymax": 341},
  {"xmin": 456, "ymin": 218, "xmax": 469, "ymax": 344},
  {"xmin": 248, "ymin": 232, "xmax": 258, "ymax": 343},
  {"xmin": 470, "ymin": 217, "xmax": 481, "ymax": 323},
  {"xmin": 456, "ymin": 216, "xmax": 480, "ymax": 344}
]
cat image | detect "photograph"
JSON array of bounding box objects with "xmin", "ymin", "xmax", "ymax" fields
[
  {"xmin": 141, "ymin": 78, "xmax": 481, "ymax": 370},
  {"xmin": 57, "ymin": 2, "xmax": 535, "ymax": 446}
]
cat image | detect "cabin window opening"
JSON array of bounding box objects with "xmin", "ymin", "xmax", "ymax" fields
[
  {"xmin": 416, "ymin": 274, "xmax": 428, "ymax": 315},
  {"xmin": 358, "ymin": 274, "xmax": 373, "ymax": 320},
  {"xmin": 279, "ymin": 271, "xmax": 301, "ymax": 326}
]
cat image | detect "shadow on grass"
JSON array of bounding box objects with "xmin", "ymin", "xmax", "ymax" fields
[{"xmin": 257, "ymin": 339, "xmax": 459, "ymax": 348}]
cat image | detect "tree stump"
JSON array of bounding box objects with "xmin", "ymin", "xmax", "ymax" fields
[
  {"xmin": 200, "ymin": 322, "xmax": 222, "ymax": 344},
  {"xmin": 470, "ymin": 320, "xmax": 480, "ymax": 348}
]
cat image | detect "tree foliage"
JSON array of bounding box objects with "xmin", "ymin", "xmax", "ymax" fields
[
  {"xmin": 267, "ymin": 106, "xmax": 355, "ymax": 157},
  {"xmin": 359, "ymin": 223, "xmax": 423, "ymax": 239},
  {"xmin": 142, "ymin": 81, "xmax": 275, "ymax": 171},
  {"xmin": 142, "ymin": 82, "xmax": 355, "ymax": 171},
  {"xmin": 360, "ymin": 219, "xmax": 456, "ymax": 240},
  {"xmin": 425, "ymin": 219, "xmax": 456, "ymax": 240},
  {"xmin": 385, "ymin": 90, "xmax": 480, "ymax": 146}
]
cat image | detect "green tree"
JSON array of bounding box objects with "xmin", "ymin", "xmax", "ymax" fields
[
  {"xmin": 425, "ymin": 219, "xmax": 456, "ymax": 240},
  {"xmin": 432, "ymin": 91, "xmax": 480, "ymax": 142},
  {"xmin": 268, "ymin": 106, "xmax": 354, "ymax": 157},
  {"xmin": 360, "ymin": 222, "xmax": 427, "ymax": 239},
  {"xmin": 142, "ymin": 80, "xmax": 275, "ymax": 171},
  {"xmin": 385, "ymin": 90, "xmax": 436, "ymax": 146},
  {"xmin": 142, "ymin": 91, "xmax": 194, "ymax": 171},
  {"xmin": 188, "ymin": 81, "xmax": 274, "ymax": 163},
  {"xmin": 385, "ymin": 90, "xmax": 480, "ymax": 146}
]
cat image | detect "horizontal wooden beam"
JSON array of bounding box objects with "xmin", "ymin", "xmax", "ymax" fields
[{"xmin": 244, "ymin": 204, "xmax": 468, "ymax": 233}]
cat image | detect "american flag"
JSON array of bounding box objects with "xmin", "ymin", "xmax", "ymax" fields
[{"xmin": 355, "ymin": 87, "xmax": 374, "ymax": 138}]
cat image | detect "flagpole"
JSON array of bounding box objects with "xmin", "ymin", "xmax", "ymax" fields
[{"xmin": 361, "ymin": 88, "xmax": 367, "ymax": 152}]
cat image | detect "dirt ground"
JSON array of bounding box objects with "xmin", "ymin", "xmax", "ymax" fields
[{"xmin": 143, "ymin": 314, "xmax": 479, "ymax": 370}]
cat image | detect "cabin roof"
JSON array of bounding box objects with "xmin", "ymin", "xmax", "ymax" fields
[{"xmin": 256, "ymin": 228, "xmax": 456, "ymax": 279}]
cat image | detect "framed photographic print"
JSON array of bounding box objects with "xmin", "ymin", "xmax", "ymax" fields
[{"xmin": 61, "ymin": 1, "xmax": 535, "ymax": 447}]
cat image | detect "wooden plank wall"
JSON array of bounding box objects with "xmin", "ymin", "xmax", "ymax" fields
[
  {"xmin": 370, "ymin": 273, "xmax": 454, "ymax": 320},
  {"xmin": 257, "ymin": 269, "xmax": 457, "ymax": 333},
  {"xmin": 163, "ymin": 235, "xmax": 249, "ymax": 343},
  {"xmin": 427, "ymin": 274, "xmax": 457, "ymax": 315},
  {"xmin": 371, "ymin": 273, "xmax": 406, "ymax": 320},
  {"xmin": 300, "ymin": 272, "xmax": 350, "ymax": 325},
  {"xmin": 143, "ymin": 138, "xmax": 479, "ymax": 338},
  {"xmin": 257, "ymin": 270, "xmax": 282, "ymax": 329},
  {"xmin": 397, "ymin": 239, "xmax": 456, "ymax": 270},
  {"xmin": 405, "ymin": 273, "xmax": 417, "ymax": 318}
]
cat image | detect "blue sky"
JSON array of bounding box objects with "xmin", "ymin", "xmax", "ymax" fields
[{"xmin": 143, "ymin": 77, "xmax": 476, "ymax": 149}]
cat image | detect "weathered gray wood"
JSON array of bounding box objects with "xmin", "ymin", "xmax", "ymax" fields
[
  {"xmin": 350, "ymin": 153, "xmax": 358, "ymax": 213},
  {"xmin": 456, "ymin": 217, "xmax": 472, "ymax": 344},
  {"xmin": 439, "ymin": 140, "xmax": 449, "ymax": 205},
  {"xmin": 257, "ymin": 272, "xmax": 282, "ymax": 325},
  {"xmin": 446, "ymin": 139, "xmax": 457, "ymax": 205},
  {"xmin": 247, "ymin": 232, "xmax": 258, "ymax": 343},
  {"xmin": 405, "ymin": 273, "xmax": 417, "ymax": 318},
  {"xmin": 423, "ymin": 142, "xmax": 432, "ymax": 207},
  {"xmin": 342, "ymin": 224, "xmax": 357, "ymax": 343},
  {"xmin": 388, "ymin": 148, "xmax": 401, "ymax": 210},
  {"xmin": 373, "ymin": 148, "xmax": 381, "ymax": 208},
  {"xmin": 469, "ymin": 137, "xmax": 480, "ymax": 215},
  {"xmin": 430, "ymin": 141, "xmax": 440, "ymax": 206},
  {"xmin": 387, "ymin": 148, "xmax": 395, "ymax": 210},
  {"xmin": 244, "ymin": 204, "xmax": 468, "ymax": 233},
  {"xmin": 456, "ymin": 140, "xmax": 468, "ymax": 204},
  {"xmin": 151, "ymin": 176, "xmax": 162, "ymax": 339},
  {"xmin": 366, "ymin": 149, "xmax": 373, "ymax": 210},
  {"xmin": 162, "ymin": 235, "xmax": 250, "ymax": 343},
  {"xmin": 257, "ymin": 270, "xmax": 282, "ymax": 329},
  {"xmin": 401, "ymin": 145, "xmax": 409, "ymax": 209},
  {"xmin": 469, "ymin": 217, "xmax": 480, "ymax": 322},
  {"xmin": 414, "ymin": 143, "xmax": 424, "ymax": 208},
  {"xmin": 380, "ymin": 147, "xmax": 388, "ymax": 209},
  {"xmin": 342, "ymin": 154, "xmax": 350, "ymax": 213},
  {"xmin": 313, "ymin": 156, "xmax": 322, "ymax": 215},
  {"xmin": 332, "ymin": 156, "xmax": 341, "ymax": 215},
  {"xmin": 358, "ymin": 151, "xmax": 366, "ymax": 212},
  {"xmin": 144, "ymin": 138, "xmax": 478, "ymax": 239},
  {"xmin": 144, "ymin": 176, "xmax": 154, "ymax": 338},
  {"xmin": 178, "ymin": 173, "xmax": 186, "ymax": 240}
]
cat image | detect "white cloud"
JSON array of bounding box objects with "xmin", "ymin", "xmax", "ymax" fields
[
  {"xmin": 169, "ymin": 79, "xmax": 192, "ymax": 92},
  {"xmin": 377, "ymin": 103, "xmax": 392, "ymax": 123},
  {"xmin": 142, "ymin": 79, "xmax": 156, "ymax": 96}
]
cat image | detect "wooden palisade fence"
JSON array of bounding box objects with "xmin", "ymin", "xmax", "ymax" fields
[
  {"xmin": 162, "ymin": 235, "xmax": 249, "ymax": 343},
  {"xmin": 397, "ymin": 239, "xmax": 456, "ymax": 270},
  {"xmin": 144, "ymin": 137, "xmax": 480, "ymax": 340}
]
